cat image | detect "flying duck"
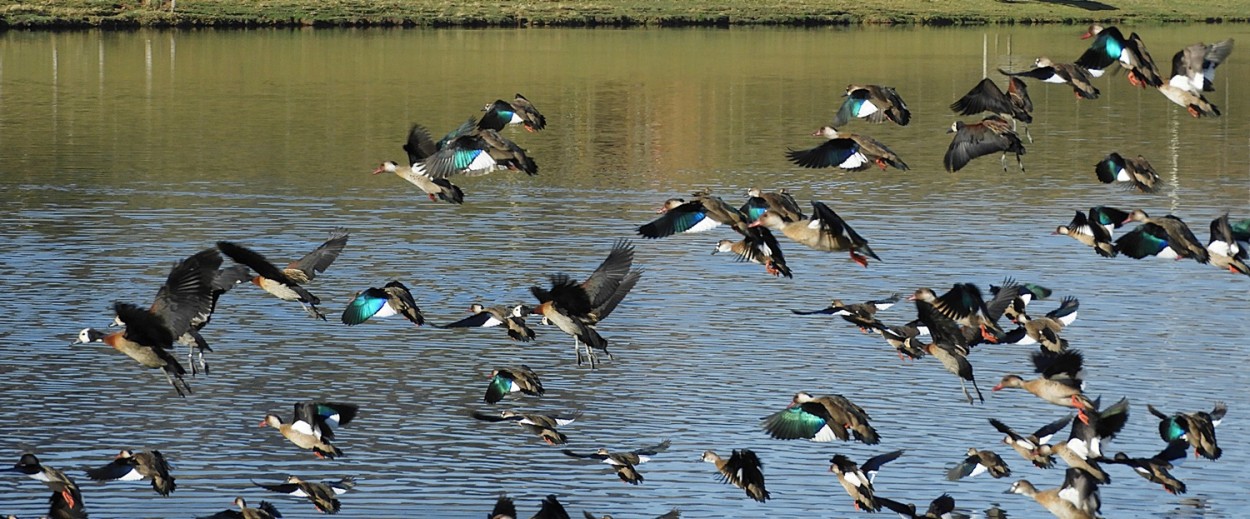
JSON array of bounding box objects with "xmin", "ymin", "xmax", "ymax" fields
[
  {"xmin": 252, "ymin": 475, "xmax": 356, "ymax": 514},
  {"xmin": 944, "ymin": 115, "xmax": 1026, "ymax": 173},
  {"xmin": 261, "ymin": 401, "xmax": 359, "ymax": 459},
  {"xmin": 439, "ymin": 304, "xmax": 536, "ymax": 342},
  {"xmin": 562, "ymin": 439, "xmax": 671, "ymax": 485},
  {"xmin": 530, "ymin": 239, "xmax": 641, "ymax": 367},
  {"xmin": 786, "ymin": 126, "xmax": 909, "ymax": 171},
  {"xmin": 373, "ymin": 124, "xmax": 465, "ymax": 204},
  {"xmin": 1000, "ymin": 57, "xmax": 1100, "ymax": 99},
  {"xmin": 86, "ymin": 449, "xmax": 176, "ymax": 496},
  {"xmin": 341, "ymin": 281, "xmax": 425, "ymax": 326},
  {"xmin": 833, "ymin": 84, "xmax": 911, "ymax": 126},
  {"xmin": 217, "ymin": 228, "xmax": 349, "ymax": 320},
  {"xmin": 701, "ymin": 449, "xmax": 769, "ymax": 502}
]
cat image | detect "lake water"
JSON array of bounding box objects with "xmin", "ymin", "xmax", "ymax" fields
[{"xmin": 1, "ymin": 25, "xmax": 1248, "ymax": 518}]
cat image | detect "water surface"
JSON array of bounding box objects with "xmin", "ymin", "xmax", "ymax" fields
[{"xmin": 1, "ymin": 26, "xmax": 1248, "ymax": 518}]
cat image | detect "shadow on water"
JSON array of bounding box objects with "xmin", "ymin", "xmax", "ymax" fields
[{"xmin": 1014, "ymin": 0, "xmax": 1119, "ymax": 11}]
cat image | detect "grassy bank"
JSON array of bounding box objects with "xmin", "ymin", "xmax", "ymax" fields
[{"xmin": 2, "ymin": 0, "xmax": 1248, "ymax": 29}]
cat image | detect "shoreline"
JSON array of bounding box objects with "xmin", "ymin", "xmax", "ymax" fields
[{"xmin": 2, "ymin": 1, "xmax": 1249, "ymax": 30}]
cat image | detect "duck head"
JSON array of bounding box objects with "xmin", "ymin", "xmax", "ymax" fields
[
  {"xmin": 260, "ymin": 414, "xmax": 283, "ymax": 428},
  {"xmin": 72, "ymin": 328, "xmax": 106, "ymax": 345},
  {"xmin": 711, "ymin": 239, "xmax": 736, "ymax": 255},
  {"xmin": 656, "ymin": 198, "xmax": 685, "ymax": 213},
  {"xmin": 372, "ymin": 161, "xmax": 399, "ymax": 175},
  {"xmin": 813, "ymin": 126, "xmax": 840, "ymax": 139},
  {"xmin": 992, "ymin": 375, "xmax": 1025, "ymax": 391},
  {"xmin": 1034, "ymin": 56, "xmax": 1055, "ymax": 68},
  {"xmin": 1081, "ymin": 24, "xmax": 1104, "ymax": 39}
]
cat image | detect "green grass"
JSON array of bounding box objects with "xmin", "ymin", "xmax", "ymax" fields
[{"xmin": 2, "ymin": 0, "xmax": 1248, "ymax": 28}]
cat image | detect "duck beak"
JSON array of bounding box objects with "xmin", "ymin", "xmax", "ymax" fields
[
  {"xmin": 371, "ymin": 166, "xmax": 386, "ymax": 175},
  {"xmin": 991, "ymin": 384, "xmax": 1004, "ymax": 391},
  {"xmin": 905, "ymin": 294, "xmax": 917, "ymax": 301},
  {"xmin": 1080, "ymin": 31, "xmax": 1094, "ymax": 39},
  {"xmin": 747, "ymin": 221, "xmax": 762, "ymax": 228}
]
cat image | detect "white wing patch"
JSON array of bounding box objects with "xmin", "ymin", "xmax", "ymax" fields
[
  {"xmin": 1058, "ymin": 485, "xmax": 1082, "ymax": 507},
  {"xmin": 857, "ymin": 100, "xmax": 880, "ymax": 118},
  {"xmin": 1066, "ymin": 438, "xmax": 1091, "ymax": 459},
  {"xmin": 686, "ymin": 217, "xmax": 724, "ymax": 234},
  {"xmin": 813, "ymin": 424, "xmax": 838, "ymax": 442},
  {"xmin": 968, "ymin": 463, "xmax": 988, "ymax": 478},
  {"xmin": 1057, "ymin": 310, "xmax": 1078, "ymax": 327},
  {"xmin": 838, "ymin": 152, "xmax": 870, "ymax": 170},
  {"xmin": 290, "ymin": 420, "xmax": 317, "ymax": 438},
  {"xmin": 119, "ymin": 467, "xmax": 145, "ymax": 481},
  {"xmin": 843, "ymin": 471, "xmax": 864, "ymax": 488},
  {"xmin": 374, "ymin": 304, "xmax": 398, "ymax": 318}
]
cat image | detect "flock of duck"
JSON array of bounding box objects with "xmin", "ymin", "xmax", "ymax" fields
[{"xmin": 6, "ymin": 24, "xmax": 1247, "ymax": 519}]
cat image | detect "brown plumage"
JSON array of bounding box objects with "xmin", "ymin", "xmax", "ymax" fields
[
  {"xmin": 944, "ymin": 115, "xmax": 1025, "ymax": 173},
  {"xmin": 702, "ymin": 449, "xmax": 769, "ymax": 502},
  {"xmin": 86, "ymin": 449, "xmax": 176, "ymax": 496}
]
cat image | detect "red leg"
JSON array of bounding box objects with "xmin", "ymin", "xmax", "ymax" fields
[
  {"xmin": 980, "ymin": 324, "xmax": 999, "ymax": 343},
  {"xmin": 850, "ymin": 252, "xmax": 869, "ymax": 268},
  {"xmin": 428, "ymin": 193, "xmax": 437, "ymax": 201},
  {"xmin": 1188, "ymin": 106, "xmax": 1201, "ymax": 118},
  {"xmin": 61, "ymin": 489, "xmax": 76, "ymax": 510}
]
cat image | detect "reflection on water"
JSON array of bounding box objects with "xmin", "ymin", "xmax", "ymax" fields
[{"xmin": 1, "ymin": 26, "xmax": 1249, "ymax": 518}]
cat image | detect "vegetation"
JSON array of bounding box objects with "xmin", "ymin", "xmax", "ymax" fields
[{"xmin": 1, "ymin": 0, "xmax": 1248, "ymax": 29}]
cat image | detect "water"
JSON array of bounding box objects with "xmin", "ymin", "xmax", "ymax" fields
[{"xmin": 1, "ymin": 25, "xmax": 1248, "ymax": 518}]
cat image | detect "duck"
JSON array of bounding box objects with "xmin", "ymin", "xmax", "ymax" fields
[
  {"xmin": 421, "ymin": 126, "xmax": 538, "ymax": 178},
  {"xmin": 1094, "ymin": 153, "xmax": 1161, "ymax": 193},
  {"xmin": 252, "ymin": 475, "xmax": 356, "ymax": 514},
  {"xmin": 992, "ymin": 349, "xmax": 1095, "ymax": 424},
  {"xmin": 951, "ymin": 77, "xmax": 1033, "ymax": 123},
  {"xmin": 834, "ymin": 84, "xmax": 911, "ymax": 126},
  {"xmin": 711, "ymin": 229, "xmax": 793, "ymax": 279},
  {"xmin": 990, "ymin": 415, "xmax": 1074, "ymax": 469},
  {"xmin": 878, "ymin": 493, "xmax": 958, "ymax": 519},
  {"xmin": 742, "ymin": 187, "xmax": 804, "ymax": 222},
  {"xmin": 947, "ymin": 447, "xmax": 1011, "ymax": 480},
  {"xmin": 866, "ymin": 320, "xmax": 929, "ymax": 361},
  {"xmin": 488, "ymin": 494, "xmax": 517, "ymax": 519},
  {"xmin": 1170, "ymin": 39, "xmax": 1234, "ymax": 93},
  {"xmin": 562, "ymin": 439, "xmax": 671, "ymax": 485},
  {"xmin": 790, "ymin": 293, "xmax": 901, "ymax": 332},
  {"xmin": 471, "ymin": 409, "xmax": 581, "ymax": 445},
  {"xmin": 786, "ymin": 126, "xmax": 909, "ymax": 171},
  {"xmin": 993, "ymin": 278, "xmax": 1050, "ymax": 323},
  {"xmin": 1147, "ymin": 401, "xmax": 1226, "ymax": 460},
  {"xmin": 1075, "ymin": 25, "xmax": 1162, "ymax": 87},
  {"xmin": 701, "ymin": 449, "xmax": 769, "ymax": 502},
  {"xmin": 340, "ymin": 281, "xmax": 424, "ymax": 326},
  {"xmin": 1121, "ymin": 210, "xmax": 1210, "ymax": 263},
  {"xmin": 911, "ymin": 283, "xmax": 1012, "ymax": 345},
  {"xmin": 760, "ymin": 392, "xmax": 879, "ymax": 444},
  {"xmin": 6, "ymin": 454, "xmax": 85, "ymax": 515},
  {"xmin": 483, "ymin": 365, "xmax": 545, "ymax": 404},
  {"xmin": 641, "ymin": 191, "xmax": 792, "ymax": 277},
  {"xmin": 1000, "ymin": 56, "xmax": 1100, "ymax": 99},
  {"xmin": 1054, "ymin": 210, "xmax": 1117, "ymax": 258},
  {"xmin": 198, "ymin": 497, "xmax": 282, "ymax": 519},
  {"xmin": 530, "ymin": 239, "xmax": 641, "ymax": 367},
  {"xmin": 74, "ymin": 249, "xmax": 221, "ymax": 396},
  {"xmin": 217, "ymin": 228, "xmax": 350, "ymax": 320},
  {"xmin": 372, "ymin": 124, "xmax": 464, "ymax": 204},
  {"xmin": 584, "ymin": 510, "xmax": 680, "ymax": 519},
  {"xmin": 1158, "ymin": 42, "xmax": 1228, "ymax": 117},
  {"xmin": 950, "ymin": 76, "xmax": 1034, "ymax": 145},
  {"xmin": 749, "ymin": 200, "xmax": 880, "ymax": 267},
  {"xmin": 638, "ymin": 191, "xmax": 752, "ymax": 238},
  {"xmin": 1103, "ymin": 440, "xmax": 1188, "ymax": 494},
  {"xmin": 828, "ymin": 450, "xmax": 905, "ymax": 512},
  {"xmin": 98, "ymin": 258, "xmax": 247, "ymax": 376},
  {"xmin": 1006, "ymin": 468, "xmax": 1098, "ymax": 519},
  {"xmin": 1002, "ymin": 296, "xmax": 1079, "ymax": 352},
  {"xmin": 478, "ymin": 93, "xmax": 547, "ymax": 132},
  {"xmin": 1207, "ymin": 213, "xmax": 1250, "ymax": 275},
  {"xmin": 1035, "ymin": 397, "xmax": 1128, "ymax": 484},
  {"xmin": 261, "ymin": 401, "xmax": 359, "ymax": 459},
  {"xmin": 944, "ymin": 115, "xmax": 1026, "ymax": 173},
  {"xmin": 439, "ymin": 304, "xmax": 535, "ymax": 342},
  {"xmin": 533, "ymin": 495, "xmax": 571, "ymax": 519},
  {"xmin": 85, "ymin": 449, "xmax": 175, "ymax": 496}
]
